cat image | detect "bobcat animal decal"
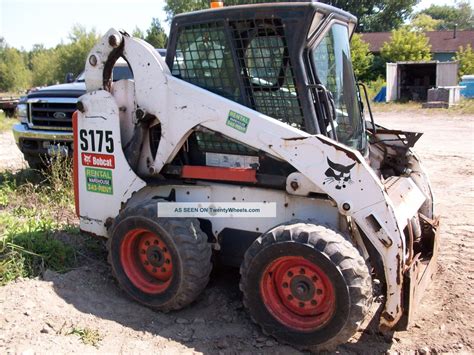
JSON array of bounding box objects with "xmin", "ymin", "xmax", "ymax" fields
[{"xmin": 323, "ymin": 158, "xmax": 356, "ymax": 190}]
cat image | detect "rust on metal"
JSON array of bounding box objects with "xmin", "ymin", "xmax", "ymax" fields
[
  {"xmin": 315, "ymin": 136, "xmax": 362, "ymax": 163},
  {"xmin": 379, "ymin": 236, "xmax": 393, "ymax": 248},
  {"xmin": 381, "ymin": 311, "xmax": 395, "ymax": 322},
  {"xmin": 406, "ymin": 217, "xmax": 415, "ymax": 267},
  {"xmin": 396, "ymin": 253, "xmax": 402, "ymax": 285},
  {"xmin": 397, "ymin": 215, "xmax": 440, "ymax": 330}
]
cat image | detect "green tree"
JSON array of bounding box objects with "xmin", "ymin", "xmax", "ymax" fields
[
  {"xmin": 164, "ymin": 0, "xmax": 206, "ymax": 20},
  {"xmin": 164, "ymin": 0, "xmax": 418, "ymax": 32},
  {"xmin": 380, "ymin": 27, "xmax": 432, "ymax": 63},
  {"xmin": 323, "ymin": 0, "xmax": 418, "ymax": 32},
  {"xmin": 132, "ymin": 27, "xmax": 145, "ymax": 40},
  {"xmin": 350, "ymin": 33, "xmax": 373, "ymax": 81},
  {"xmin": 145, "ymin": 18, "xmax": 168, "ymax": 48},
  {"xmin": 31, "ymin": 49, "xmax": 60, "ymax": 86},
  {"xmin": 0, "ymin": 46, "xmax": 32, "ymax": 92},
  {"xmin": 409, "ymin": 14, "xmax": 443, "ymax": 32},
  {"xmin": 55, "ymin": 25, "xmax": 100, "ymax": 82},
  {"xmin": 454, "ymin": 44, "xmax": 474, "ymax": 78},
  {"xmin": 418, "ymin": 1, "xmax": 473, "ymax": 30}
]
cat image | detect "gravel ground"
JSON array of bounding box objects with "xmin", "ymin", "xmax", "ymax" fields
[{"xmin": 0, "ymin": 108, "xmax": 473, "ymax": 354}]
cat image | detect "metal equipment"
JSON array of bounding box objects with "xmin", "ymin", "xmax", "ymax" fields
[{"xmin": 74, "ymin": 2, "xmax": 439, "ymax": 350}]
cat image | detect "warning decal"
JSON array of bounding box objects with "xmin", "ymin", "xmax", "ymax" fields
[{"xmin": 85, "ymin": 167, "xmax": 113, "ymax": 195}]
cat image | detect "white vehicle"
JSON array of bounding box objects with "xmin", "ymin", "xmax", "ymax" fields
[{"xmin": 74, "ymin": 2, "xmax": 439, "ymax": 351}]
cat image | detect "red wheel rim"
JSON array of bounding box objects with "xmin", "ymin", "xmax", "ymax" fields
[
  {"xmin": 260, "ymin": 256, "xmax": 336, "ymax": 331},
  {"xmin": 120, "ymin": 228, "xmax": 173, "ymax": 294}
]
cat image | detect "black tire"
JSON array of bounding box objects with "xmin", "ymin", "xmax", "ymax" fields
[
  {"xmin": 108, "ymin": 199, "xmax": 212, "ymax": 311},
  {"xmin": 240, "ymin": 222, "xmax": 372, "ymax": 351},
  {"xmin": 24, "ymin": 153, "xmax": 45, "ymax": 170}
]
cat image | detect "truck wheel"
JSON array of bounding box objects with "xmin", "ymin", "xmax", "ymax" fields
[
  {"xmin": 108, "ymin": 200, "xmax": 212, "ymax": 311},
  {"xmin": 240, "ymin": 222, "xmax": 372, "ymax": 351},
  {"xmin": 24, "ymin": 154, "xmax": 44, "ymax": 170}
]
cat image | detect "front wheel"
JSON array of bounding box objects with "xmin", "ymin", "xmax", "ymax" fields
[
  {"xmin": 240, "ymin": 222, "xmax": 372, "ymax": 351},
  {"xmin": 108, "ymin": 200, "xmax": 212, "ymax": 311},
  {"xmin": 24, "ymin": 153, "xmax": 45, "ymax": 170}
]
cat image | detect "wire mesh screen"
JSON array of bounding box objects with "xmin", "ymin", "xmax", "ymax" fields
[
  {"xmin": 170, "ymin": 16, "xmax": 306, "ymax": 159},
  {"xmin": 172, "ymin": 22, "xmax": 242, "ymax": 103},
  {"xmin": 195, "ymin": 131, "xmax": 255, "ymax": 155},
  {"xmin": 231, "ymin": 19, "xmax": 305, "ymax": 130}
]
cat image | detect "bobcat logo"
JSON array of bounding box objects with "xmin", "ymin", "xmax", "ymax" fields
[
  {"xmin": 83, "ymin": 154, "xmax": 92, "ymax": 164},
  {"xmin": 323, "ymin": 158, "xmax": 356, "ymax": 190}
]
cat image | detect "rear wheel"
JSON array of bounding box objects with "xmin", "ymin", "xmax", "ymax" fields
[
  {"xmin": 240, "ymin": 222, "xmax": 372, "ymax": 351},
  {"xmin": 108, "ymin": 199, "xmax": 212, "ymax": 311}
]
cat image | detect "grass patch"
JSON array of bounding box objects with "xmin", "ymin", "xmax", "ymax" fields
[
  {"xmin": 0, "ymin": 156, "xmax": 79, "ymax": 285},
  {"xmin": 371, "ymin": 98, "xmax": 474, "ymax": 115},
  {"xmin": 68, "ymin": 327, "xmax": 103, "ymax": 347},
  {"xmin": 0, "ymin": 111, "xmax": 17, "ymax": 132},
  {"xmin": 454, "ymin": 98, "xmax": 474, "ymax": 114},
  {"xmin": 362, "ymin": 77, "xmax": 386, "ymax": 100}
]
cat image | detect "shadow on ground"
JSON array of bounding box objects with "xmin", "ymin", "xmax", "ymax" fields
[{"xmin": 44, "ymin": 246, "xmax": 395, "ymax": 354}]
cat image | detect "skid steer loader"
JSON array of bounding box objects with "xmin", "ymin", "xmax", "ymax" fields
[{"xmin": 73, "ymin": 1, "xmax": 440, "ymax": 350}]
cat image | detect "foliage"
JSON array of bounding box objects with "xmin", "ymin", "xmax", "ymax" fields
[
  {"xmin": 0, "ymin": 46, "xmax": 32, "ymax": 92},
  {"xmin": 454, "ymin": 44, "xmax": 474, "ymax": 77},
  {"xmin": 145, "ymin": 18, "xmax": 168, "ymax": 48},
  {"xmin": 380, "ymin": 27, "xmax": 432, "ymax": 63},
  {"xmin": 409, "ymin": 14, "xmax": 443, "ymax": 32},
  {"xmin": 30, "ymin": 48, "xmax": 60, "ymax": 87},
  {"xmin": 322, "ymin": 0, "xmax": 418, "ymax": 32},
  {"xmin": 0, "ymin": 111, "xmax": 17, "ymax": 132},
  {"xmin": 164, "ymin": 0, "xmax": 418, "ymax": 32},
  {"xmin": 350, "ymin": 33, "xmax": 373, "ymax": 81},
  {"xmin": 417, "ymin": 1, "xmax": 473, "ymax": 30},
  {"xmin": 132, "ymin": 27, "xmax": 145, "ymax": 40},
  {"xmin": 364, "ymin": 77, "xmax": 386, "ymax": 100},
  {"xmin": 54, "ymin": 25, "xmax": 100, "ymax": 82},
  {"xmin": 0, "ymin": 157, "xmax": 76, "ymax": 286},
  {"xmin": 0, "ymin": 25, "xmax": 98, "ymax": 91},
  {"xmin": 68, "ymin": 327, "xmax": 103, "ymax": 347}
]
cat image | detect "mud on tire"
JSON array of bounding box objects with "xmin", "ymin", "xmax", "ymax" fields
[
  {"xmin": 108, "ymin": 199, "xmax": 212, "ymax": 311},
  {"xmin": 240, "ymin": 222, "xmax": 372, "ymax": 351}
]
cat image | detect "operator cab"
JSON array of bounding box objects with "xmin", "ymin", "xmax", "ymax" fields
[{"xmin": 165, "ymin": 2, "xmax": 366, "ymax": 155}]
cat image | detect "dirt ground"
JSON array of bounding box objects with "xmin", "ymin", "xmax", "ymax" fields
[{"xmin": 1, "ymin": 108, "xmax": 473, "ymax": 354}]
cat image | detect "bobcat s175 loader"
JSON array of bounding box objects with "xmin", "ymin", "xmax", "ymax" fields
[{"xmin": 73, "ymin": 1, "xmax": 440, "ymax": 350}]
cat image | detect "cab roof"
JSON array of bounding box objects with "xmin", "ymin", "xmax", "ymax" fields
[{"xmin": 173, "ymin": 1, "xmax": 357, "ymax": 26}]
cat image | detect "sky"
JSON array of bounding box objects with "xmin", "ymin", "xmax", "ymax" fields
[{"xmin": 0, "ymin": 0, "xmax": 463, "ymax": 50}]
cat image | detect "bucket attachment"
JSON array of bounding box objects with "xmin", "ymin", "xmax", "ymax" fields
[{"xmin": 398, "ymin": 214, "xmax": 440, "ymax": 329}]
